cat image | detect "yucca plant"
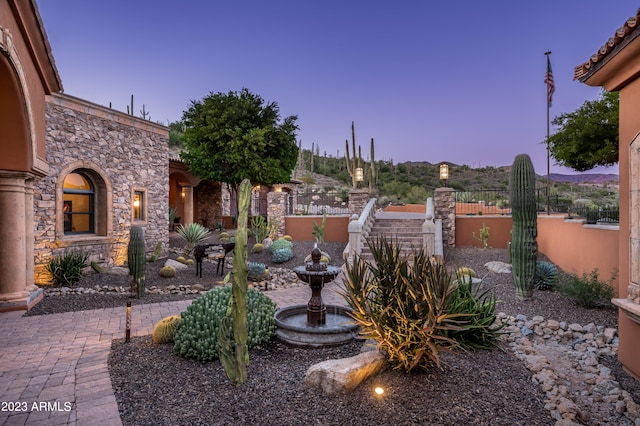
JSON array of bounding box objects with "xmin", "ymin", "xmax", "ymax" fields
[
  {"xmin": 45, "ymin": 250, "xmax": 88, "ymax": 287},
  {"xmin": 176, "ymin": 223, "xmax": 211, "ymax": 255},
  {"xmin": 342, "ymin": 238, "xmax": 464, "ymax": 372}
]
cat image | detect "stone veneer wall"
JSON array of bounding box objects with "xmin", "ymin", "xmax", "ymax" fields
[
  {"xmin": 33, "ymin": 94, "xmax": 169, "ymax": 284},
  {"xmin": 434, "ymin": 187, "xmax": 455, "ymax": 248},
  {"xmin": 267, "ymin": 191, "xmax": 287, "ymax": 238},
  {"xmin": 348, "ymin": 189, "xmax": 370, "ymax": 217},
  {"xmin": 195, "ymin": 181, "xmax": 222, "ymax": 229}
]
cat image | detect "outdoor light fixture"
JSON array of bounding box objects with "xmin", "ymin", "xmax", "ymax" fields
[
  {"xmin": 274, "ymin": 185, "xmax": 282, "ymax": 192},
  {"xmin": 374, "ymin": 387, "xmax": 384, "ymax": 395},
  {"xmin": 125, "ymin": 301, "xmax": 132, "ymax": 342},
  {"xmin": 439, "ymin": 163, "xmax": 449, "ymax": 182},
  {"xmin": 264, "ymin": 266, "xmax": 269, "ymax": 291},
  {"xmin": 181, "ymin": 188, "xmax": 186, "ymax": 202},
  {"xmin": 354, "ymin": 167, "xmax": 364, "ymax": 182}
]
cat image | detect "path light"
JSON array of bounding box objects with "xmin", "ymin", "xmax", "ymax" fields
[
  {"xmin": 354, "ymin": 167, "xmax": 364, "ymax": 183},
  {"xmin": 125, "ymin": 301, "xmax": 132, "ymax": 342},
  {"xmin": 374, "ymin": 386, "xmax": 384, "ymax": 396}
]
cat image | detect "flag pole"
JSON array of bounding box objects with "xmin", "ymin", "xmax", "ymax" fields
[{"xmin": 544, "ymin": 51, "xmax": 552, "ymax": 215}]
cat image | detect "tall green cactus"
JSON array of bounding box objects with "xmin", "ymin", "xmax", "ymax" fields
[
  {"xmin": 509, "ymin": 154, "xmax": 538, "ymax": 299},
  {"xmin": 219, "ymin": 178, "xmax": 251, "ymax": 384},
  {"xmin": 345, "ymin": 121, "xmax": 362, "ymax": 188},
  {"xmin": 368, "ymin": 137, "xmax": 377, "ymax": 192},
  {"xmin": 127, "ymin": 225, "xmax": 146, "ymax": 298}
]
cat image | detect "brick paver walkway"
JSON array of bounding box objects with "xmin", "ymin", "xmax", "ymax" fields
[{"xmin": 0, "ymin": 280, "xmax": 347, "ymax": 425}]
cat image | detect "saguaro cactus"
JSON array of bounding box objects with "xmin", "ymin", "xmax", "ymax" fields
[
  {"xmin": 368, "ymin": 137, "xmax": 377, "ymax": 192},
  {"xmin": 219, "ymin": 178, "xmax": 251, "ymax": 384},
  {"xmin": 509, "ymin": 154, "xmax": 538, "ymax": 299},
  {"xmin": 128, "ymin": 225, "xmax": 146, "ymax": 298},
  {"xmin": 345, "ymin": 121, "xmax": 362, "ymax": 188}
]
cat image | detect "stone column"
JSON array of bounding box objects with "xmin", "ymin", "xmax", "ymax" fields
[
  {"xmin": 267, "ymin": 191, "xmax": 287, "ymax": 239},
  {"xmin": 0, "ymin": 172, "xmax": 40, "ymax": 311},
  {"xmin": 182, "ymin": 185, "xmax": 194, "ymax": 225},
  {"xmin": 434, "ymin": 187, "xmax": 456, "ymax": 248},
  {"xmin": 348, "ymin": 188, "xmax": 370, "ymax": 217}
]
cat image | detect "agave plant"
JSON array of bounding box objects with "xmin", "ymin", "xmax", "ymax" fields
[
  {"xmin": 534, "ymin": 260, "xmax": 558, "ymax": 291},
  {"xmin": 176, "ymin": 223, "xmax": 211, "ymax": 255}
]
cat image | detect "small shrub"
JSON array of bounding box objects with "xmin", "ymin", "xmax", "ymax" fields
[
  {"xmin": 159, "ymin": 265, "xmax": 176, "ymax": 278},
  {"xmin": 272, "ymin": 247, "xmax": 294, "ymax": 263},
  {"xmin": 152, "ymin": 315, "xmax": 182, "ymax": 344},
  {"xmin": 45, "ymin": 250, "xmax": 88, "ymax": 287},
  {"xmin": 173, "ymin": 286, "xmax": 277, "ymax": 361},
  {"xmin": 269, "ymin": 238, "xmax": 293, "ymax": 253},
  {"xmin": 535, "ymin": 261, "xmax": 558, "ymax": 291},
  {"xmin": 252, "ymin": 243, "xmax": 263, "ymax": 253},
  {"xmin": 558, "ymin": 269, "xmax": 616, "ymax": 308}
]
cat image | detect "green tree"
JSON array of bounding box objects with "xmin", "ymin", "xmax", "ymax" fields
[
  {"xmin": 180, "ymin": 88, "xmax": 298, "ymax": 215},
  {"xmin": 547, "ymin": 90, "xmax": 619, "ymax": 171},
  {"xmin": 168, "ymin": 120, "xmax": 185, "ymax": 148}
]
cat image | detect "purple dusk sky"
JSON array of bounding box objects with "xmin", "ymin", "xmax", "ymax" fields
[{"xmin": 37, "ymin": 1, "xmax": 633, "ymax": 175}]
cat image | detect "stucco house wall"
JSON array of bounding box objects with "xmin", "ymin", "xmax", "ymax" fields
[{"xmin": 33, "ymin": 93, "xmax": 169, "ymax": 284}]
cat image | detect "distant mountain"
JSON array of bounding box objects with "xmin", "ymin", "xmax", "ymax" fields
[{"xmin": 548, "ymin": 173, "xmax": 618, "ymax": 185}]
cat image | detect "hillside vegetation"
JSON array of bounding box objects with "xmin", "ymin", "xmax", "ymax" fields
[{"xmin": 294, "ymin": 150, "xmax": 619, "ymax": 208}]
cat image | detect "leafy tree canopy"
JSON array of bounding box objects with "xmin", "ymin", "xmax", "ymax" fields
[
  {"xmin": 168, "ymin": 121, "xmax": 185, "ymax": 148},
  {"xmin": 547, "ymin": 90, "xmax": 619, "ymax": 172},
  {"xmin": 180, "ymin": 88, "xmax": 299, "ymax": 189}
]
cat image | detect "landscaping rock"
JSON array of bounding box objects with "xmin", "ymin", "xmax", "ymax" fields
[
  {"xmin": 165, "ymin": 258, "xmax": 189, "ymax": 270},
  {"xmin": 305, "ymin": 350, "xmax": 386, "ymax": 395}
]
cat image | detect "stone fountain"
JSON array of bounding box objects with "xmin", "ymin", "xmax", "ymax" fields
[{"xmin": 274, "ymin": 245, "xmax": 359, "ymax": 347}]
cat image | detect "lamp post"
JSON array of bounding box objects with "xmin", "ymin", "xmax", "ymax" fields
[
  {"xmin": 439, "ymin": 163, "xmax": 449, "ymax": 186},
  {"xmin": 354, "ymin": 167, "xmax": 364, "ymax": 187}
]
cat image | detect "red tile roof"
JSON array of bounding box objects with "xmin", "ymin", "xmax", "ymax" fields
[{"xmin": 574, "ymin": 8, "xmax": 640, "ymax": 81}]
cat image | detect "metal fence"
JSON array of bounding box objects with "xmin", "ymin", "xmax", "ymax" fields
[
  {"xmin": 454, "ymin": 189, "xmax": 618, "ymax": 223},
  {"xmin": 288, "ymin": 189, "xmax": 350, "ymax": 215}
]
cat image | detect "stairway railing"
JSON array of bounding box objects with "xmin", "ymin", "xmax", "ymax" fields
[{"xmin": 344, "ymin": 198, "xmax": 377, "ymax": 265}]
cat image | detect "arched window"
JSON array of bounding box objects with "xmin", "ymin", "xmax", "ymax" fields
[{"xmin": 63, "ymin": 172, "xmax": 95, "ymax": 234}]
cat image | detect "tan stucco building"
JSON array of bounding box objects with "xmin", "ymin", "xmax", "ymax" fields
[{"xmin": 575, "ymin": 7, "xmax": 640, "ymax": 379}]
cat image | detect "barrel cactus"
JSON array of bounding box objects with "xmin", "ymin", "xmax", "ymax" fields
[
  {"xmin": 509, "ymin": 154, "xmax": 538, "ymax": 299},
  {"xmin": 272, "ymin": 247, "xmax": 294, "ymax": 263},
  {"xmin": 247, "ymin": 262, "xmax": 267, "ymax": 282},
  {"xmin": 152, "ymin": 315, "xmax": 182, "ymax": 344},
  {"xmin": 252, "ymin": 243, "xmax": 263, "ymax": 253},
  {"xmin": 127, "ymin": 225, "xmax": 146, "ymax": 298},
  {"xmin": 159, "ymin": 265, "xmax": 176, "ymax": 278}
]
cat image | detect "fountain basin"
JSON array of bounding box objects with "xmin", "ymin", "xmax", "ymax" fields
[{"xmin": 274, "ymin": 305, "xmax": 360, "ymax": 347}]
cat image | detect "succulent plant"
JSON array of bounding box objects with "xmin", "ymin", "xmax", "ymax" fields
[
  {"xmin": 269, "ymin": 238, "xmax": 293, "ymax": 253},
  {"xmin": 173, "ymin": 285, "xmax": 277, "ymax": 362},
  {"xmin": 272, "ymin": 247, "xmax": 294, "ymax": 263},
  {"xmin": 283, "ymin": 235, "xmax": 293, "ymax": 242},
  {"xmin": 127, "ymin": 225, "xmax": 145, "ymax": 298},
  {"xmin": 159, "ymin": 265, "xmax": 176, "ymax": 278},
  {"xmin": 247, "ymin": 262, "xmax": 268, "ymax": 282},
  {"xmin": 185, "ymin": 259, "xmax": 194, "ymax": 266},
  {"xmin": 535, "ymin": 261, "xmax": 558, "ymax": 291},
  {"xmin": 152, "ymin": 315, "xmax": 182, "ymax": 344},
  {"xmin": 509, "ymin": 154, "xmax": 538, "ymax": 299},
  {"xmin": 252, "ymin": 243, "xmax": 263, "ymax": 253},
  {"xmin": 176, "ymin": 256, "xmax": 187, "ymax": 264}
]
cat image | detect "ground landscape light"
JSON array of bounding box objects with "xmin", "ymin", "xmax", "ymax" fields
[
  {"xmin": 374, "ymin": 386, "xmax": 384, "ymax": 395},
  {"xmin": 125, "ymin": 301, "xmax": 132, "ymax": 342}
]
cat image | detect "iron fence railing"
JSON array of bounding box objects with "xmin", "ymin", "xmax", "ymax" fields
[
  {"xmin": 288, "ymin": 189, "xmax": 350, "ymax": 215},
  {"xmin": 453, "ymin": 189, "xmax": 617, "ymax": 222}
]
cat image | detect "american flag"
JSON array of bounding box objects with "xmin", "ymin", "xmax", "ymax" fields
[{"xmin": 544, "ymin": 54, "xmax": 555, "ymax": 107}]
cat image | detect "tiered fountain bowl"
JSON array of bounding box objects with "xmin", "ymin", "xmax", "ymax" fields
[{"xmin": 274, "ymin": 246, "xmax": 359, "ymax": 347}]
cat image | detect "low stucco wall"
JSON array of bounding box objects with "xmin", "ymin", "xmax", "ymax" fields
[
  {"xmin": 537, "ymin": 215, "xmax": 619, "ymax": 289},
  {"xmin": 284, "ymin": 215, "xmax": 350, "ymax": 242},
  {"xmin": 455, "ymin": 216, "xmax": 512, "ymax": 248}
]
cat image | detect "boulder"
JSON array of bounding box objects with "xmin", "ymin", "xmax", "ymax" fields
[
  {"xmin": 305, "ymin": 350, "xmax": 386, "ymax": 395},
  {"xmin": 165, "ymin": 258, "xmax": 188, "ymax": 270}
]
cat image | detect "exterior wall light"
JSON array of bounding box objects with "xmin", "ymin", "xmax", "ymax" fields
[
  {"xmin": 439, "ymin": 163, "xmax": 449, "ymax": 182},
  {"xmin": 354, "ymin": 167, "xmax": 364, "ymax": 183}
]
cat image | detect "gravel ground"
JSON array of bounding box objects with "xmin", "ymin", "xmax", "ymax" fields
[{"xmin": 25, "ymin": 239, "xmax": 640, "ymax": 425}]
